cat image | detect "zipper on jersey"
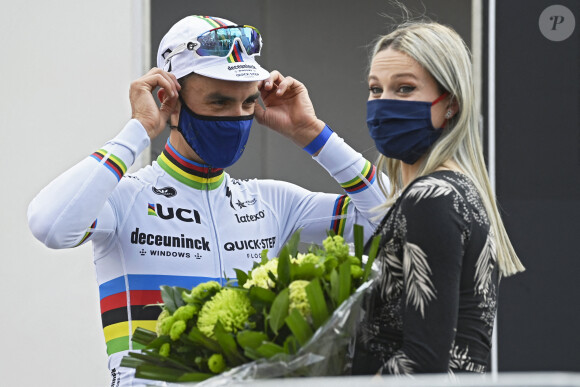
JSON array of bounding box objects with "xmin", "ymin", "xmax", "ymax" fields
[{"xmin": 204, "ymin": 166, "xmax": 224, "ymax": 285}]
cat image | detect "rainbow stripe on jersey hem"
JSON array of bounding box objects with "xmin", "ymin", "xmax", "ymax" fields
[
  {"xmin": 90, "ymin": 149, "xmax": 127, "ymax": 181},
  {"xmin": 340, "ymin": 161, "xmax": 376, "ymax": 194},
  {"xmin": 99, "ymin": 274, "xmax": 221, "ymax": 356},
  {"xmin": 157, "ymin": 141, "xmax": 224, "ymax": 190}
]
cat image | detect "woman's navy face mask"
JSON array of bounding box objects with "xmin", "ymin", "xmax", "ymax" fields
[
  {"xmin": 175, "ymin": 97, "xmax": 253, "ymax": 169},
  {"xmin": 366, "ymin": 93, "xmax": 448, "ymax": 165}
]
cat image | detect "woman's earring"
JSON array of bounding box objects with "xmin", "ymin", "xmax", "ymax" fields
[{"xmin": 445, "ymin": 110, "xmax": 453, "ymax": 119}]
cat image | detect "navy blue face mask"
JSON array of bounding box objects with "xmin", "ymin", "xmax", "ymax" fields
[
  {"xmin": 366, "ymin": 93, "xmax": 448, "ymax": 165},
  {"xmin": 175, "ymin": 98, "xmax": 253, "ymax": 169}
]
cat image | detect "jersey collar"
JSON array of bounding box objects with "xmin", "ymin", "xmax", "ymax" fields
[{"xmin": 157, "ymin": 140, "xmax": 225, "ymax": 190}]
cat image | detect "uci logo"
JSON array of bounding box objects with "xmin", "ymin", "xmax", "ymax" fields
[{"xmin": 148, "ymin": 203, "xmax": 201, "ymax": 224}]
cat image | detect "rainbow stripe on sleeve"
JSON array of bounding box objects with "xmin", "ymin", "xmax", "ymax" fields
[
  {"xmin": 330, "ymin": 195, "xmax": 351, "ymax": 236},
  {"xmin": 340, "ymin": 160, "xmax": 376, "ymax": 194},
  {"xmin": 75, "ymin": 219, "xmax": 97, "ymax": 247},
  {"xmin": 90, "ymin": 149, "xmax": 127, "ymax": 181},
  {"xmin": 99, "ymin": 274, "xmax": 220, "ymax": 356}
]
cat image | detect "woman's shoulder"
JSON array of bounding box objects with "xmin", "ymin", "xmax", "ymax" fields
[
  {"xmin": 401, "ymin": 170, "xmax": 471, "ymax": 205},
  {"xmin": 401, "ymin": 170, "xmax": 489, "ymax": 227}
]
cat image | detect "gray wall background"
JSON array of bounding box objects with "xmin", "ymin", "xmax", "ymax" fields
[{"xmin": 494, "ymin": 0, "xmax": 580, "ymax": 372}]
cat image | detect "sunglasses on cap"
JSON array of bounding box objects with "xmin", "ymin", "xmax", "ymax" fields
[{"xmin": 163, "ymin": 25, "xmax": 262, "ymax": 63}]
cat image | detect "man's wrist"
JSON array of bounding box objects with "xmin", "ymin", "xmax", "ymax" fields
[{"xmin": 303, "ymin": 124, "xmax": 333, "ymax": 155}]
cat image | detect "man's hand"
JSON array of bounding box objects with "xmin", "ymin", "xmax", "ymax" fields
[
  {"xmin": 130, "ymin": 68, "xmax": 181, "ymax": 139},
  {"xmin": 255, "ymin": 71, "xmax": 325, "ymax": 148}
]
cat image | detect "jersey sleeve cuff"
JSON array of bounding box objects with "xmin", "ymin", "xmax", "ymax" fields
[
  {"xmin": 103, "ymin": 119, "xmax": 151, "ymax": 167},
  {"xmin": 313, "ymin": 132, "xmax": 362, "ymax": 176}
]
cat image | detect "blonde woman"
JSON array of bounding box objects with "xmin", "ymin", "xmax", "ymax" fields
[{"xmin": 352, "ymin": 22, "xmax": 525, "ymax": 374}]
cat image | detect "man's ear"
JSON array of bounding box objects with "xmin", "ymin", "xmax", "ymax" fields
[{"xmin": 158, "ymin": 88, "xmax": 181, "ymax": 126}]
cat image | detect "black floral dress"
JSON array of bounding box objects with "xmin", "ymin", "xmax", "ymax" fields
[{"xmin": 352, "ymin": 171, "xmax": 499, "ymax": 375}]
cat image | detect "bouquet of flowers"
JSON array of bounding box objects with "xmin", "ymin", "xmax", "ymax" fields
[{"xmin": 120, "ymin": 225, "xmax": 380, "ymax": 384}]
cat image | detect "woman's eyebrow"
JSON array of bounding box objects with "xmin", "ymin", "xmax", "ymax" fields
[
  {"xmin": 368, "ymin": 73, "xmax": 419, "ymax": 82},
  {"xmin": 392, "ymin": 73, "xmax": 418, "ymax": 79}
]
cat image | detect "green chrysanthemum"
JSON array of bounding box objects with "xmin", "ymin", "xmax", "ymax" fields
[
  {"xmin": 351, "ymin": 265, "xmax": 363, "ymax": 279},
  {"xmin": 174, "ymin": 305, "xmax": 198, "ymax": 322},
  {"xmin": 155, "ymin": 309, "xmax": 171, "ymax": 336},
  {"xmin": 323, "ymin": 235, "xmax": 350, "ymax": 260},
  {"xmin": 288, "ymin": 280, "xmax": 311, "ymax": 320},
  {"xmin": 197, "ymin": 288, "xmax": 255, "ymax": 338},
  {"xmin": 182, "ymin": 281, "xmax": 222, "ymax": 304},
  {"xmin": 208, "ymin": 353, "xmax": 226, "ymax": 374},
  {"xmin": 243, "ymin": 258, "xmax": 279, "ymax": 289},
  {"xmin": 158, "ymin": 315, "xmax": 176, "ymax": 336},
  {"xmin": 295, "ymin": 253, "xmax": 322, "ymax": 266},
  {"xmin": 170, "ymin": 320, "xmax": 187, "ymax": 341},
  {"xmin": 159, "ymin": 342, "xmax": 170, "ymax": 357}
]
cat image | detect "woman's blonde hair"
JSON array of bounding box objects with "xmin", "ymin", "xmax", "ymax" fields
[{"xmin": 373, "ymin": 22, "xmax": 524, "ymax": 276}]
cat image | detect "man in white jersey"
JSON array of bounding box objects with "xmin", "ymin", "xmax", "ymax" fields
[{"xmin": 28, "ymin": 15, "xmax": 385, "ymax": 386}]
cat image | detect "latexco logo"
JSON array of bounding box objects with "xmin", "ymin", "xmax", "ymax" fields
[
  {"xmin": 148, "ymin": 203, "xmax": 201, "ymax": 223},
  {"xmin": 235, "ymin": 210, "xmax": 265, "ymax": 224}
]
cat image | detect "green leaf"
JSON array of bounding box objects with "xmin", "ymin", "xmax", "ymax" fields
[
  {"xmin": 214, "ymin": 321, "xmax": 246, "ymax": 366},
  {"xmin": 131, "ymin": 327, "xmax": 158, "ymax": 346},
  {"xmin": 126, "ymin": 350, "xmax": 194, "ymax": 371},
  {"xmin": 255, "ymin": 342, "xmax": 285, "ymax": 358},
  {"xmin": 354, "ymin": 224, "xmax": 364, "ymax": 259},
  {"xmin": 145, "ymin": 335, "xmax": 172, "ymax": 350},
  {"xmin": 234, "ymin": 269, "xmax": 248, "ymax": 287},
  {"xmin": 267, "ymin": 270, "xmax": 279, "ymax": 287},
  {"xmin": 268, "ymin": 288, "xmax": 289, "ymax": 334},
  {"xmin": 236, "ymin": 330, "xmax": 268, "ymax": 350},
  {"xmin": 248, "ymin": 286, "xmax": 276, "ymax": 305},
  {"xmin": 286, "ymin": 229, "xmax": 302, "ymax": 257},
  {"xmin": 160, "ymin": 286, "xmax": 187, "ymax": 314},
  {"xmin": 285, "ymin": 309, "xmax": 313, "ymax": 347},
  {"xmin": 277, "ymin": 246, "xmax": 291, "ymax": 286},
  {"xmin": 187, "ymin": 327, "xmax": 221, "ymax": 353},
  {"xmin": 283, "ymin": 335, "xmax": 299, "ymax": 355},
  {"xmin": 120, "ymin": 356, "xmax": 146, "ymax": 369},
  {"xmin": 329, "ymin": 268, "xmax": 339, "ymax": 306},
  {"xmin": 292, "ymin": 262, "xmax": 323, "ymax": 280},
  {"xmin": 177, "ymin": 372, "xmax": 214, "ymax": 382},
  {"xmin": 338, "ymin": 261, "xmax": 352, "ymax": 305},
  {"xmin": 363, "ymin": 235, "xmax": 381, "ymax": 282},
  {"xmin": 243, "ymin": 346, "xmax": 262, "ymax": 360},
  {"xmin": 260, "ymin": 249, "xmax": 269, "ymax": 264},
  {"xmin": 134, "ymin": 364, "xmax": 186, "ymax": 382},
  {"xmin": 305, "ymin": 278, "xmax": 329, "ymax": 329},
  {"xmin": 324, "ymin": 256, "xmax": 338, "ymax": 274}
]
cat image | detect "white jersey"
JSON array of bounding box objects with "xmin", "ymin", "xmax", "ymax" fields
[{"xmin": 28, "ymin": 119, "xmax": 386, "ymax": 386}]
